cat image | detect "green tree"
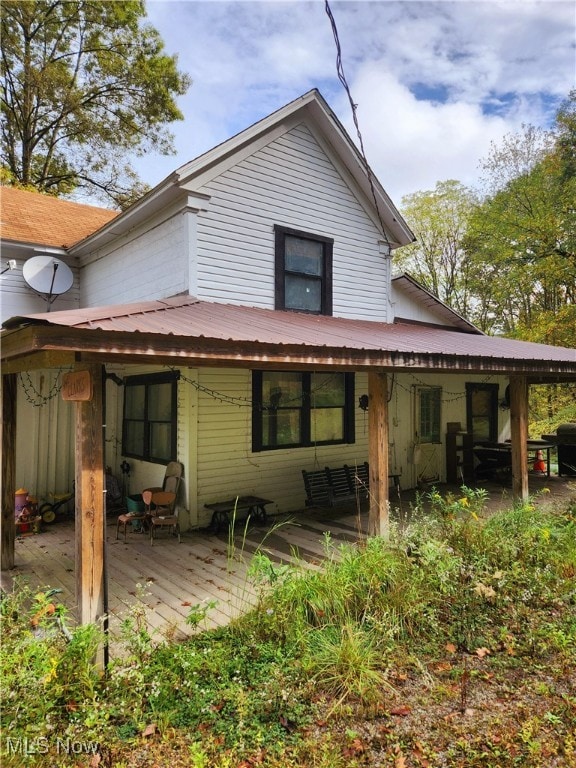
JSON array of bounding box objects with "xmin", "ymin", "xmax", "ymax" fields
[
  {"xmin": 466, "ymin": 94, "xmax": 576, "ymax": 425},
  {"xmin": 396, "ymin": 180, "xmax": 480, "ymax": 320},
  {"xmin": 467, "ymin": 94, "xmax": 576, "ymax": 346},
  {"xmin": 1, "ymin": 0, "xmax": 191, "ymax": 207}
]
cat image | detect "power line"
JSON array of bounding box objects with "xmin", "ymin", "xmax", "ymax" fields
[{"xmin": 324, "ymin": 0, "xmax": 391, "ymax": 249}]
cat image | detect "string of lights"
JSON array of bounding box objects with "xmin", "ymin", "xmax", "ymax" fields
[
  {"xmin": 19, "ymin": 369, "xmax": 72, "ymax": 407},
  {"xmin": 174, "ymin": 367, "xmax": 496, "ymax": 410},
  {"xmin": 172, "ymin": 367, "xmax": 345, "ymax": 410}
]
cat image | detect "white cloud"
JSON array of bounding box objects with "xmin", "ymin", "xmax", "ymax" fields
[
  {"xmin": 344, "ymin": 66, "xmax": 514, "ymax": 201},
  {"xmin": 134, "ymin": 0, "xmax": 575, "ymax": 203}
]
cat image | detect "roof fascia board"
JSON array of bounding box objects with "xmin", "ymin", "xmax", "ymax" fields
[
  {"xmin": 68, "ymin": 178, "xmax": 189, "ymax": 256},
  {"xmin": 392, "ymin": 274, "xmax": 483, "ymax": 333},
  {"xmin": 304, "ymin": 98, "xmax": 414, "ymax": 248},
  {"xmin": 2, "ymin": 324, "xmax": 575, "ymax": 379},
  {"xmin": 71, "ymin": 190, "xmax": 209, "ymax": 262},
  {"xmin": 304, "ymin": 119, "xmax": 399, "ymax": 247},
  {"xmin": 175, "ymin": 90, "xmax": 320, "ymax": 182},
  {"xmin": 179, "ymin": 120, "xmax": 294, "ymax": 192}
]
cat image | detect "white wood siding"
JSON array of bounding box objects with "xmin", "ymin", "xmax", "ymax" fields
[
  {"xmin": 80, "ymin": 213, "xmax": 188, "ymax": 306},
  {"xmin": 195, "ymin": 124, "xmax": 390, "ymax": 321},
  {"xmin": 194, "ymin": 368, "xmax": 371, "ymax": 525},
  {"xmin": 13, "ymin": 363, "xmax": 510, "ymax": 531},
  {"xmin": 391, "ymin": 284, "xmax": 455, "ymax": 326}
]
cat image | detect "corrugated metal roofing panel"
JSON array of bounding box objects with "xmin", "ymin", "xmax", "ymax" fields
[{"xmin": 6, "ymin": 297, "xmax": 575, "ymax": 366}]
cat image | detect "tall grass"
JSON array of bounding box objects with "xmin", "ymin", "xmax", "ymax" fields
[{"xmin": 1, "ymin": 486, "xmax": 575, "ymax": 763}]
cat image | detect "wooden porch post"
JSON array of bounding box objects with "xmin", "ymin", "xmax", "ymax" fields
[
  {"xmin": 509, "ymin": 375, "xmax": 529, "ymax": 501},
  {"xmin": 1, "ymin": 374, "xmax": 17, "ymax": 570},
  {"xmin": 74, "ymin": 363, "xmax": 105, "ymax": 666},
  {"xmin": 368, "ymin": 371, "xmax": 390, "ymax": 537}
]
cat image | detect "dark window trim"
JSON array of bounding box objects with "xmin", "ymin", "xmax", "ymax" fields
[
  {"xmin": 252, "ymin": 370, "xmax": 354, "ymax": 452},
  {"xmin": 417, "ymin": 385, "xmax": 442, "ymax": 444},
  {"xmin": 465, "ymin": 382, "xmax": 499, "ymax": 443},
  {"xmin": 274, "ymin": 225, "xmax": 333, "ymax": 315},
  {"xmin": 122, "ymin": 370, "xmax": 179, "ymax": 465}
]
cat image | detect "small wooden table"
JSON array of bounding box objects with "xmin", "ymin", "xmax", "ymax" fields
[{"xmin": 204, "ymin": 495, "xmax": 273, "ymax": 533}]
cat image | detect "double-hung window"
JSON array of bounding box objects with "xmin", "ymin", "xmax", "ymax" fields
[
  {"xmin": 275, "ymin": 225, "xmax": 333, "ymax": 315},
  {"xmin": 122, "ymin": 371, "xmax": 179, "ymax": 464},
  {"xmin": 252, "ymin": 371, "xmax": 354, "ymax": 451},
  {"xmin": 417, "ymin": 386, "xmax": 441, "ymax": 443}
]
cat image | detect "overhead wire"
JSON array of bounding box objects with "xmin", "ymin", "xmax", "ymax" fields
[{"xmin": 324, "ymin": 0, "xmax": 392, "ymax": 250}]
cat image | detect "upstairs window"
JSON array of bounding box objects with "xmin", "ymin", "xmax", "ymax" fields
[
  {"xmin": 122, "ymin": 371, "xmax": 179, "ymax": 464},
  {"xmin": 252, "ymin": 371, "xmax": 354, "ymax": 451},
  {"xmin": 275, "ymin": 225, "xmax": 333, "ymax": 315}
]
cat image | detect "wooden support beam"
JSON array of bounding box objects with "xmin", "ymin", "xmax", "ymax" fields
[
  {"xmin": 368, "ymin": 371, "xmax": 390, "ymax": 538},
  {"xmin": 74, "ymin": 363, "xmax": 105, "ymax": 668},
  {"xmin": 1, "ymin": 374, "xmax": 17, "ymax": 570},
  {"xmin": 509, "ymin": 375, "xmax": 529, "ymax": 501}
]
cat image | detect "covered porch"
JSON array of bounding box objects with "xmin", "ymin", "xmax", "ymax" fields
[
  {"xmin": 2, "ymin": 298, "xmax": 576, "ymax": 668},
  {"xmin": 2, "ymin": 472, "xmax": 573, "ymax": 655}
]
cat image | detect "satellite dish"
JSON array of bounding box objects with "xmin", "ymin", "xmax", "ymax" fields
[{"xmin": 22, "ymin": 255, "xmax": 74, "ymax": 311}]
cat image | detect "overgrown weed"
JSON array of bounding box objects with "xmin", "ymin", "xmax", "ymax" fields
[{"xmin": 2, "ymin": 487, "xmax": 575, "ymax": 766}]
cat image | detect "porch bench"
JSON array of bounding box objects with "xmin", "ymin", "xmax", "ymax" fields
[
  {"xmin": 204, "ymin": 495, "xmax": 273, "ymax": 533},
  {"xmin": 302, "ymin": 463, "xmax": 401, "ymax": 509}
]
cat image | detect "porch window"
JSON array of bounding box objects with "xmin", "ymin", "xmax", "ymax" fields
[
  {"xmin": 275, "ymin": 225, "xmax": 333, "ymax": 315},
  {"xmin": 466, "ymin": 383, "xmax": 499, "ymax": 442},
  {"xmin": 122, "ymin": 371, "xmax": 179, "ymax": 464},
  {"xmin": 417, "ymin": 386, "xmax": 441, "ymax": 443},
  {"xmin": 252, "ymin": 371, "xmax": 354, "ymax": 451}
]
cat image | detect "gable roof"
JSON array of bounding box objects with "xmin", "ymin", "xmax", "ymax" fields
[
  {"xmin": 392, "ymin": 273, "xmax": 482, "ymax": 334},
  {"xmin": 0, "ymin": 186, "xmax": 118, "ymax": 249},
  {"xmin": 3, "ymin": 297, "xmax": 575, "ymax": 380},
  {"xmin": 70, "ymin": 89, "xmax": 415, "ymax": 256}
]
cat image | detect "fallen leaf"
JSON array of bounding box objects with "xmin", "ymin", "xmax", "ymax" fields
[
  {"xmin": 474, "ymin": 582, "xmax": 496, "ymax": 600},
  {"xmin": 89, "ymin": 755, "xmax": 101, "ymax": 767},
  {"xmin": 395, "ymin": 754, "xmax": 407, "ymax": 768},
  {"xmin": 446, "ymin": 642, "xmax": 457, "ymax": 654},
  {"xmin": 181, "ymin": 601, "xmax": 192, "ymax": 606},
  {"xmin": 343, "ymin": 738, "xmax": 366, "ymax": 758},
  {"xmin": 391, "ymin": 705, "xmax": 412, "ymax": 717},
  {"xmin": 475, "ymin": 647, "xmax": 490, "ymax": 658},
  {"xmin": 142, "ymin": 723, "xmax": 157, "ymax": 737}
]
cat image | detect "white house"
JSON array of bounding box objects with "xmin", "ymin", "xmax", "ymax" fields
[{"xmin": 2, "ymin": 91, "xmax": 575, "ymax": 622}]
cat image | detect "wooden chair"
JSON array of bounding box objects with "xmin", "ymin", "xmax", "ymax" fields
[
  {"xmin": 116, "ymin": 505, "xmax": 148, "ymax": 541},
  {"xmin": 144, "ymin": 461, "xmax": 183, "ymax": 500},
  {"xmin": 144, "ymin": 490, "xmax": 179, "ymax": 545}
]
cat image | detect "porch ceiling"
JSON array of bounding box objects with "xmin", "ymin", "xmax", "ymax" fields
[{"xmin": 2, "ymin": 296, "xmax": 576, "ymax": 380}]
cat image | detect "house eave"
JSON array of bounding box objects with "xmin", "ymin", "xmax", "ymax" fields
[{"xmin": 3, "ymin": 324, "xmax": 575, "ymax": 381}]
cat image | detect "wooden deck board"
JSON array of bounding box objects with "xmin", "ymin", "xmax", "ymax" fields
[{"xmin": 2, "ymin": 475, "xmax": 573, "ymax": 656}]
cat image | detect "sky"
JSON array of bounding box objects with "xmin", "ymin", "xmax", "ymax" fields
[{"xmin": 133, "ymin": 0, "xmax": 575, "ymax": 205}]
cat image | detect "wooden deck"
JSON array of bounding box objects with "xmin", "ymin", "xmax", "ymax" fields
[
  {"xmin": 1, "ymin": 505, "xmax": 370, "ymax": 653},
  {"xmin": 2, "ymin": 473, "xmax": 573, "ymax": 656}
]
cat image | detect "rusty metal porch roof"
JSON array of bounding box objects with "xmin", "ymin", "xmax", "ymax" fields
[{"xmin": 3, "ymin": 297, "xmax": 575, "ymax": 379}]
